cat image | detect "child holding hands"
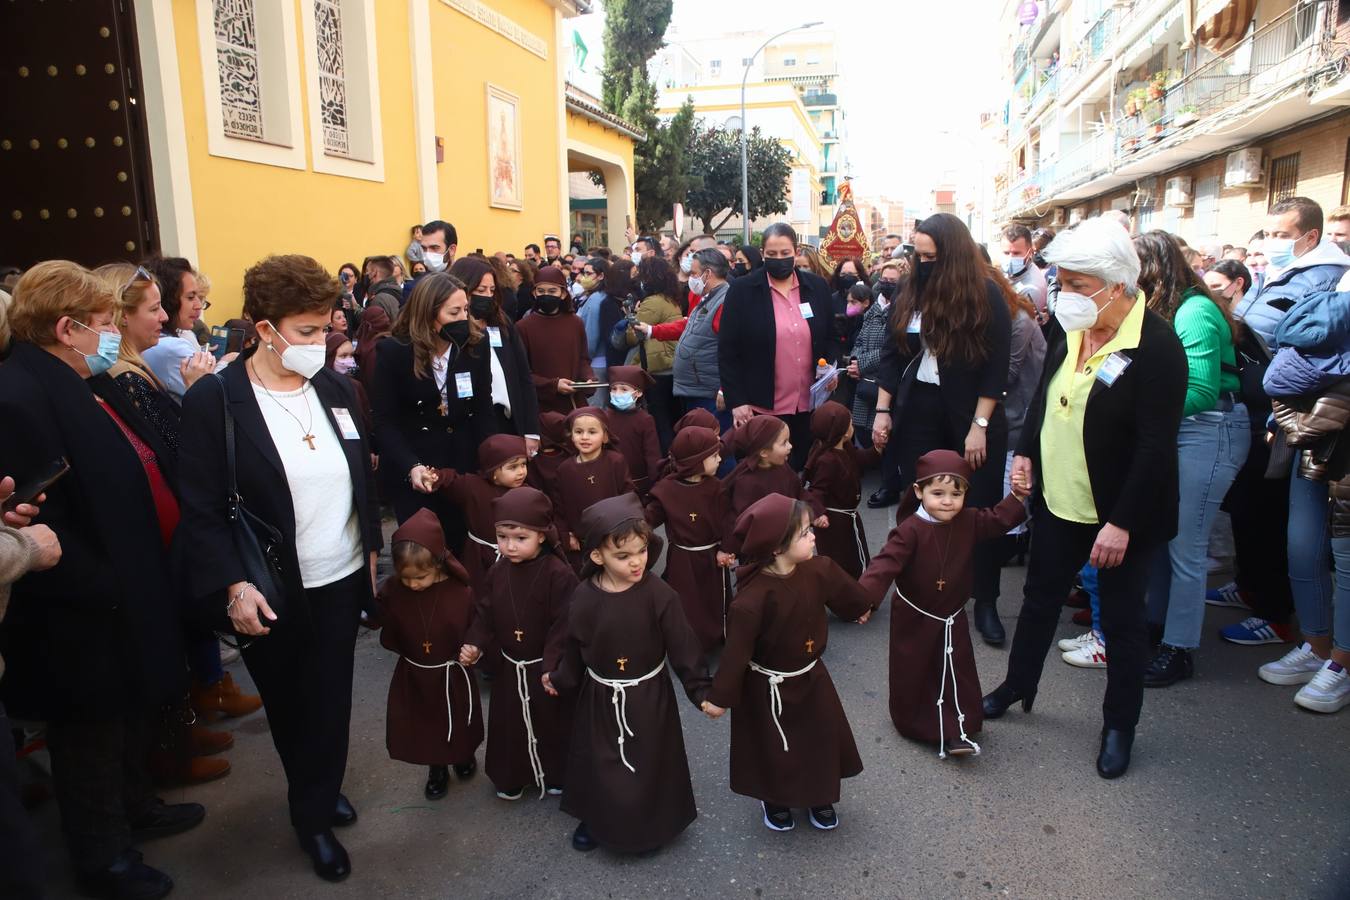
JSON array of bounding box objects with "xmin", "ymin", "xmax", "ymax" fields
[
  {"xmin": 803, "ymin": 401, "xmax": 880, "ymax": 578},
  {"xmin": 549, "ymin": 407, "xmax": 635, "ymax": 570},
  {"xmin": 722, "ymin": 416, "xmax": 825, "ymax": 546}
]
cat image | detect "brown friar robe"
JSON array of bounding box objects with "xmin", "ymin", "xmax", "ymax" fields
[
  {"xmin": 707, "ymin": 556, "xmax": 871, "ymax": 808},
  {"xmin": 857, "ymin": 494, "xmax": 1027, "ymax": 745},
  {"xmin": 646, "ymin": 475, "xmax": 732, "ymax": 651},
  {"xmin": 550, "ymin": 573, "xmax": 711, "ymax": 853},
  {"xmin": 378, "ymin": 574, "xmax": 484, "ymax": 766},
  {"xmin": 463, "ymin": 551, "xmax": 578, "ymax": 793},
  {"xmin": 606, "ymin": 406, "xmax": 662, "ymax": 497},
  {"xmin": 549, "ymin": 450, "xmax": 635, "ymax": 570},
  {"xmin": 804, "ymin": 445, "xmax": 880, "ymax": 578},
  {"xmin": 433, "ymin": 468, "xmax": 507, "ymax": 597},
  {"xmin": 527, "ymin": 446, "xmax": 565, "ymax": 494},
  {"xmin": 516, "ymin": 312, "xmax": 594, "ymax": 415},
  {"xmin": 722, "ymin": 465, "xmax": 824, "ymax": 554}
]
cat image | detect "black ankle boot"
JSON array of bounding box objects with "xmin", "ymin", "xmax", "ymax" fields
[
  {"xmin": 297, "ymin": 830, "xmax": 351, "ymax": 882},
  {"xmin": 973, "ymin": 601, "xmax": 1005, "ymax": 646},
  {"xmin": 1096, "ymin": 727, "xmax": 1134, "ymax": 779},
  {"xmin": 425, "ymin": 765, "xmax": 450, "ymax": 800},
  {"xmin": 1144, "ymin": 644, "xmax": 1194, "ymax": 687},
  {"xmin": 982, "ymin": 682, "xmax": 1035, "ymax": 719}
]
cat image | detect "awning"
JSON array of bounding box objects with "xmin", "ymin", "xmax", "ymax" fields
[{"xmin": 1195, "ymin": 0, "xmax": 1256, "ymax": 53}]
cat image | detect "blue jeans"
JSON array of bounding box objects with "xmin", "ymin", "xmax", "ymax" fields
[
  {"xmin": 1082, "ymin": 563, "xmax": 1102, "ymax": 641},
  {"xmin": 1288, "ymin": 461, "xmax": 1336, "ymax": 642},
  {"xmin": 1147, "ymin": 407, "xmax": 1251, "ymax": 649},
  {"xmin": 1332, "ymin": 536, "xmax": 1350, "ymax": 653}
]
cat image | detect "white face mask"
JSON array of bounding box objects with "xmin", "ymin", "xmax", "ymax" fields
[
  {"xmin": 631, "ymin": 250, "xmax": 644, "ymax": 265},
  {"xmin": 680, "ymin": 255, "xmax": 694, "ymax": 274},
  {"xmin": 688, "ymin": 274, "xmax": 706, "ymax": 295},
  {"xmin": 423, "ymin": 251, "xmax": 446, "ymax": 272},
  {"xmin": 263, "ymin": 322, "xmax": 326, "ymax": 379},
  {"xmin": 1053, "ymin": 286, "xmax": 1113, "ymax": 332}
]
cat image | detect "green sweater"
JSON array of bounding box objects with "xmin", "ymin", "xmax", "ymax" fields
[{"xmin": 1174, "ymin": 287, "xmax": 1240, "ymax": 417}]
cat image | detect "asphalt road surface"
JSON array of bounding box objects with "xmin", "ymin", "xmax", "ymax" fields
[{"xmin": 31, "ymin": 475, "xmax": 1350, "ymax": 899}]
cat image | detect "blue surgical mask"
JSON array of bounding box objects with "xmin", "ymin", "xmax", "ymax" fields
[
  {"xmin": 72, "ymin": 319, "xmax": 122, "ymax": 376},
  {"xmin": 610, "ymin": 392, "xmax": 636, "ymax": 411},
  {"xmin": 1002, "ymin": 255, "xmax": 1029, "ymax": 278},
  {"xmin": 1263, "ymin": 236, "xmax": 1299, "ymax": 270}
]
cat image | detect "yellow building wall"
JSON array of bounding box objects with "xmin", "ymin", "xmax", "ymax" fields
[
  {"xmin": 565, "ymin": 113, "xmax": 635, "ymax": 186},
  {"xmin": 427, "ymin": 0, "xmax": 563, "ymax": 258},
  {"xmin": 172, "ymin": 0, "xmax": 424, "ymax": 320}
]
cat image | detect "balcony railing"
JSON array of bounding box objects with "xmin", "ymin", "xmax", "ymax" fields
[
  {"xmin": 1115, "ymin": 2, "xmax": 1324, "ymax": 156},
  {"xmin": 1028, "ymin": 67, "xmax": 1060, "ymax": 115},
  {"xmin": 1059, "ymin": 7, "xmax": 1116, "ymax": 90},
  {"xmin": 803, "ymin": 93, "xmax": 838, "ymax": 107}
]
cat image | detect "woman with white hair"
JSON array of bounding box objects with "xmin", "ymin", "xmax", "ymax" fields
[{"xmin": 982, "ymin": 216, "xmax": 1188, "ymax": 779}]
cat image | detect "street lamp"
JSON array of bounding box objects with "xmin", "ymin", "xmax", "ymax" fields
[{"xmin": 740, "ymin": 21, "xmax": 824, "ymax": 244}]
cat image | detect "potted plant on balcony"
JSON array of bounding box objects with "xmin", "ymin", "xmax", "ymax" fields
[
  {"xmin": 1147, "ymin": 71, "xmax": 1167, "ymax": 100},
  {"xmin": 1174, "ymin": 104, "xmax": 1199, "ymax": 127},
  {"xmin": 1124, "ymin": 87, "xmax": 1147, "ymax": 117}
]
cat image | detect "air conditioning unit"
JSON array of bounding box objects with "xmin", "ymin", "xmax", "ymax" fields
[
  {"xmin": 1224, "ymin": 148, "xmax": 1264, "ymax": 188},
  {"xmin": 1069, "ymin": 206, "xmax": 1086, "ymax": 225},
  {"xmin": 1110, "ymin": 194, "xmax": 1133, "ymax": 211},
  {"xmin": 1050, "ymin": 207, "xmax": 1068, "ymax": 226},
  {"xmin": 1165, "ymin": 176, "xmax": 1195, "ymax": 207}
]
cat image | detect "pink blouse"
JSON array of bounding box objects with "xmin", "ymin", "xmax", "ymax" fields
[{"xmin": 750, "ymin": 273, "xmax": 813, "ymax": 416}]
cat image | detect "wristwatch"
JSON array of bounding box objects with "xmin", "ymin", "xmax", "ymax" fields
[{"xmin": 973, "ymin": 416, "xmax": 990, "ymax": 428}]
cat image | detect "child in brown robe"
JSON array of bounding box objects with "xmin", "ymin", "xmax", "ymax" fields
[
  {"xmin": 543, "ymin": 494, "xmax": 713, "ymax": 855},
  {"xmin": 459, "ymin": 487, "xmax": 578, "ymax": 800},
  {"xmin": 426, "ymin": 434, "xmax": 529, "ymax": 597},
  {"xmin": 646, "ymin": 426, "xmax": 736, "ymax": 651},
  {"xmin": 528, "ymin": 410, "xmax": 570, "ymax": 493},
  {"xmin": 377, "ymin": 509, "xmax": 485, "ymax": 800},
  {"xmin": 550, "ymin": 407, "xmax": 636, "ymax": 571},
  {"xmin": 858, "ymin": 450, "xmax": 1029, "ymax": 758},
  {"xmin": 604, "ymin": 365, "xmax": 662, "ymax": 498},
  {"xmin": 517, "ymin": 265, "xmax": 594, "ymax": 414},
  {"xmin": 722, "ymin": 416, "xmax": 824, "ymax": 553},
  {"xmin": 704, "ymin": 493, "xmax": 873, "ymax": 833},
  {"xmin": 803, "ymin": 401, "xmax": 880, "ymax": 579}
]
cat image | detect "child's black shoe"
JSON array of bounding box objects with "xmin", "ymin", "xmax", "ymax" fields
[
  {"xmin": 453, "ymin": 759, "xmax": 477, "ymax": 779},
  {"xmin": 761, "ymin": 802, "xmax": 794, "ymax": 832},
  {"xmin": 425, "ymin": 765, "xmax": 450, "ymax": 800},
  {"xmin": 545, "ymin": 784, "xmax": 564, "ymax": 796},
  {"xmin": 494, "ymin": 786, "xmax": 524, "ymax": 801},
  {"xmin": 808, "ymin": 805, "xmax": 838, "ymax": 830},
  {"xmin": 571, "ymin": 822, "xmax": 598, "ymax": 852}
]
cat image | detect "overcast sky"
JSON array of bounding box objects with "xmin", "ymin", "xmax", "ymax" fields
[{"xmin": 570, "ymin": 0, "xmax": 1003, "ymax": 205}]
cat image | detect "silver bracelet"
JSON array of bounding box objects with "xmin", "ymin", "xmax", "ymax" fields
[{"xmin": 226, "ymin": 582, "xmax": 257, "ymax": 613}]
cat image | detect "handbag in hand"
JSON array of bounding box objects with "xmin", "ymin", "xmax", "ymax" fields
[{"xmin": 213, "ymin": 376, "xmax": 287, "ymax": 643}]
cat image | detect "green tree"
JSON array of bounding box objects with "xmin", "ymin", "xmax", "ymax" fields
[
  {"xmin": 599, "ymin": 0, "xmax": 673, "ymax": 114},
  {"xmin": 682, "ymin": 122, "xmax": 792, "ymax": 234}
]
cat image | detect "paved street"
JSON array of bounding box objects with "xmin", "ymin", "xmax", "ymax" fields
[{"xmin": 33, "ymin": 473, "xmax": 1350, "ymax": 899}]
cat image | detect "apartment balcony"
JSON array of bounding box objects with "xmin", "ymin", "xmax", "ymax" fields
[
  {"xmin": 1026, "ymin": 67, "xmax": 1060, "ymax": 119},
  {"xmin": 1057, "ymin": 6, "xmax": 1117, "ymax": 99},
  {"xmin": 1115, "ymin": 3, "xmax": 1325, "ymax": 161},
  {"xmin": 803, "ymin": 93, "xmax": 838, "ymax": 107}
]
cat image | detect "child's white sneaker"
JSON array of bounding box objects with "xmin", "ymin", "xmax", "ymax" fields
[
  {"xmin": 1058, "ymin": 630, "xmax": 1096, "ymax": 652},
  {"xmin": 1294, "ymin": 660, "xmax": 1350, "ymax": 713},
  {"xmin": 1062, "ymin": 633, "xmax": 1107, "ymax": 668},
  {"xmin": 1258, "ymin": 642, "xmax": 1323, "ymax": 685}
]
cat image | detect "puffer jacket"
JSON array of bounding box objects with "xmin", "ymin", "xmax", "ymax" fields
[
  {"xmin": 849, "ymin": 299, "xmax": 892, "ymax": 428},
  {"xmin": 1271, "ymin": 377, "xmax": 1350, "ymax": 536},
  {"xmin": 1238, "ymin": 242, "xmax": 1350, "ymax": 345}
]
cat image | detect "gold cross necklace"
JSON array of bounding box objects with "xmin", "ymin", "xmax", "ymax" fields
[{"xmin": 251, "ymin": 359, "xmax": 317, "ymax": 450}]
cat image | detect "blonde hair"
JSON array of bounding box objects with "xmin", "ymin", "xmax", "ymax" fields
[
  {"xmin": 93, "ymin": 263, "xmax": 164, "ymax": 388},
  {"xmin": 796, "ymin": 244, "xmax": 830, "ymax": 278},
  {"xmin": 8, "ymin": 260, "xmax": 114, "ymax": 345},
  {"xmin": 196, "ymin": 270, "xmax": 212, "ymax": 297},
  {"xmin": 0, "ymin": 290, "xmax": 12, "ymax": 356}
]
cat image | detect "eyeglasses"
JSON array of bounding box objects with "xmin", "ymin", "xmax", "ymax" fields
[{"xmin": 120, "ymin": 265, "xmax": 153, "ymax": 295}]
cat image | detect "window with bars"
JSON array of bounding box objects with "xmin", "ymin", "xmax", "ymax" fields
[{"xmin": 1267, "ymin": 152, "xmax": 1300, "ymax": 210}]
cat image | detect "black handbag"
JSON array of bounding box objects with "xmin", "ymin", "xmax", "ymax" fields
[{"xmin": 214, "ymin": 376, "xmax": 286, "ymax": 642}]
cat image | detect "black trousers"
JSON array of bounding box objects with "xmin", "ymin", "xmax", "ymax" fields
[
  {"xmin": 0, "ymin": 704, "xmax": 44, "ymax": 898},
  {"xmin": 779, "ymin": 411, "xmax": 814, "ymax": 472},
  {"xmin": 1004, "ymin": 508, "xmax": 1157, "ymax": 731},
  {"xmin": 647, "ymin": 373, "xmax": 677, "ymax": 455},
  {"xmin": 1225, "ymin": 436, "xmax": 1294, "ymax": 623},
  {"xmin": 45, "ymin": 713, "xmax": 156, "ymax": 873},
  {"xmin": 241, "ymin": 568, "xmax": 362, "ymax": 835}
]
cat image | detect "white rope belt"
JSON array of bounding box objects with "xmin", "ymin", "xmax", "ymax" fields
[
  {"xmin": 502, "ymin": 650, "xmax": 546, "ymax": 798},
  {"xmin": 402, "ymin": 658, "xmax": 474, "ymax": 743},
  {"xmin": 825, "ymin": 506, "xmax": 868, "ymax": 574},
  {"xmin": 673, "ymin": 541, "xmax": 719, "ymax": 552},
  {"xmin": 895, "ymin": 589, "xmax": 980, "ymax": 758},
  {"xmin": 747, "ymin": 659, "xmax": 818, "ymax": 752},
  {"xmin": 467, "ymin": 531, "xmax": 502, "ymax": 560},
  {"xmin": 586, "ymin": 658, "xmax": 667, "ymax": 773}
]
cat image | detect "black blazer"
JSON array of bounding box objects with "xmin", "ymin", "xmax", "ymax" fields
[
  {"xmin": 718, "ymin": 268, "xmax": 836, "ymax": 411},
  {"xmin": 877, "ymin": 279, "xmax": 1013, "ymax": 442},
  {"xmin": 370, "ymin": 335, "xmax": 497, "ymax": 484},
  {"xmin": 486, "ymin": 319, "xmax": 542, "ymax": 438},
  {"xmin": 1018, "ymin": 308, "xmax": 1188, "ymax": 540},
  {"xmin": 175, "ymin": 353, "xmax": 383, "ymax": 630},
  {"xmin": 0, "ymin": 342, "xmax": 184, "ymax": 720}
]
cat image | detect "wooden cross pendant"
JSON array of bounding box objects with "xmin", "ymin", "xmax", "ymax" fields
[
  {"xmin": 514, "ymin": 629, "xmax": 524, "ymax": 642},
  {"xmin": 422, "ymin": 640, "xmax": 432, "ymax": 654},
  {"xmin": 804, "ymin": 638, "xmax": 815, "ymax": 654},
  {"xmin": 936, "ymin": 578, "xmax": 946, "ymax": 591},
  {"xmin": 587, "ymin": 475, "xmax": 596, "ymax": 484},
  {"xmin": 616, "ymin": 656, "xmax": 629, "ymax": 673},
  {"xmin": 302, "ymin": 434, "xmax": 316, "ymax": 450},
  {"xmin": 438, "ymin": 401, "xmax": 448, "ymax": 417},
  {"xmin": 688, "ymin": 512, "xmax": 698, "ymax": 522}
]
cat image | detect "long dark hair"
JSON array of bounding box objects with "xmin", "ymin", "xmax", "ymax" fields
[
  {"xmin": 988, "ymin": 264, "xmax": 1037, "ymax": 321},
  {"xmin": 606, "ymin": 258, "xmax": 636, "ymax": 305},
  {"xmin": 889, "ymin": 213, "xmax": 991, "ymax": 365},
  {"xmin": 1134, "ymin": 230, "xmax": 1236, "ymax": 342},
  {"xmin": 143, "ymin": 255, "xmax": 195, "ymax": 336},
  {"xmin": 637, "ymin": 255, "xmax": 681, "ymax": 311},
  {"xmin": 451, "ymin": 256, "xmax": 508, "ymax": 328},
  {"xmin": 394, "ymin": 271, "xmax": 481, "ymax": 379}
]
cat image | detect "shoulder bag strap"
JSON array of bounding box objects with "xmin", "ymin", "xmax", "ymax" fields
[{"xmin": 215, "ymin": 374, "xmax": 241, "ymax": 514}]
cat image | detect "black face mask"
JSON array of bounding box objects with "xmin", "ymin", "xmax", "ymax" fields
[
  {"xmin": 534, "ymin": 295, "xmax": 562, "ymax": 315},
  {"xmin": 439, "ymin": 320, "xmax": 470, "ymax": 345},
  {"xmin": 876, "ymin": 281, "xmax": 897, "ymax": 300},
  {"xmin": 469, "ymin": 295, "xmax": 495, "ymax": 319},
  {"xmin": 731, "ymin": 263, "xmax": 748, "ymax": 277},
  {"xmin": 913, "ymin": 261, "xmax": 936, "ymax": 291},
  {"xmin": 837, "ymin": 274, "xmax": 859, "ymax": 291},
  {"xmin": 764, "ymin": 257, "xmax": 796, "ymax": 280}
]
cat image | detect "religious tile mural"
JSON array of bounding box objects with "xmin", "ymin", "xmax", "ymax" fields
[
  {"xmin": 315, "ymin": 0, "xmax": 349, "ymax": 156},
  {"xmin": 213, "ymin": 0, "xmax": 264, "ymax": 141}
]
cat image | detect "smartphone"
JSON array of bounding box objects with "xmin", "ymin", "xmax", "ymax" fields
[
  {"xmin": 3, "ymin": 457, "xmax": 70, "ymax": 511},
  {"xmin": 207, "ymin": 325, "xmax": 230, "ymax": 359}
]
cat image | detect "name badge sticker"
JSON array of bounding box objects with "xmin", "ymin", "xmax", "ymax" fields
[
  {"xmin": 487, "ymin": 326, "xmax": 503, "ymax": 348},
  {"xmin": 454, "ymin": 371, "xmax": 474, "ymax": 399},
  {"xmin": 1095, "ymin": 351, "xmax": 1132, "ymax": 386},
  {"xmin": 799, "ymin": 302, "xmax": 814, "ymax": 320},
  {"xmin": 332, "ymin": 408, "xmax": 360, "ymax": 440}
]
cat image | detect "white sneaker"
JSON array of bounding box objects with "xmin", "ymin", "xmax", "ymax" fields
[
  {"xmin": 1058, "ymin": 630, "xmax": 1097, "ymax": 652},
  {"xmin": 1062, "ymin": 633, "xmax": 1107, "ymax": 668},
  {"xmin": 1258, "ymin": 642, "xmax": 1324, "ymax": 686},
  {"xmin": 1294, "ymin": 661, "xmax": 1350, "ymax": 713}
]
